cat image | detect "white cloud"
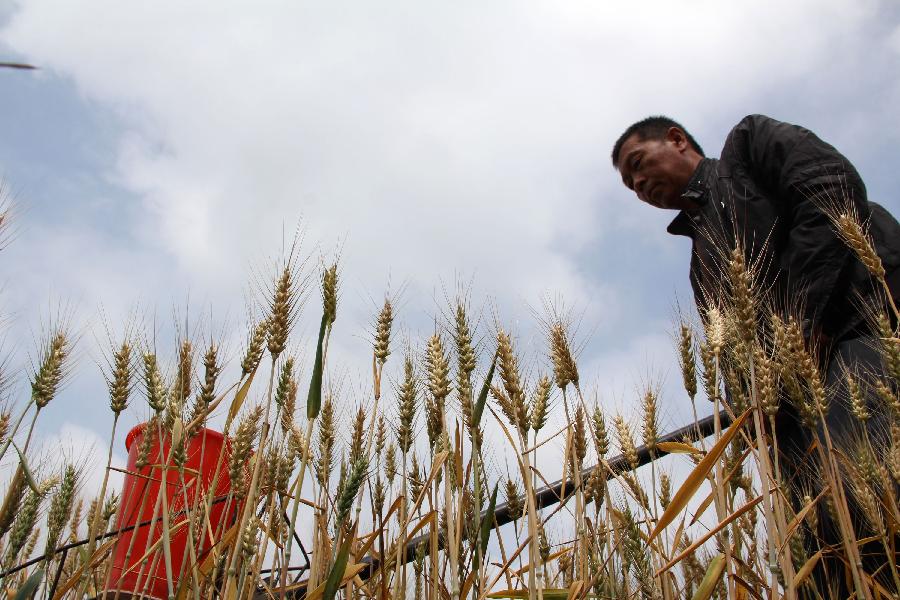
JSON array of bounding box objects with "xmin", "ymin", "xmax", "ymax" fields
[
  {"xmin": 3, "ymin": 0, "xmax": 888, "ymax": 300},
  {"xmin": 890, "ymin": 21, "xmax": 900, "ymax": 54},
  {"xmin": 24, "ymin": 422, "xmax": 127, "ymax": 501}
]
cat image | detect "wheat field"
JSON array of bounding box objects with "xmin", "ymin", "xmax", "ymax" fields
[{"xmin": 0, "ymin": 205, "xmax": 898, "ymax": 600}]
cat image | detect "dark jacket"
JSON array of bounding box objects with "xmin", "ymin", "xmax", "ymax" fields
[{"xmin": 668, "ymin": 114, "xmax": 900, "ymax": 343}]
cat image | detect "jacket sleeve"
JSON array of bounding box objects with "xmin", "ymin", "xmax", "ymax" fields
[{"xmin": 723, "ymin": 114, "xmax": 868, "ymax": 341}]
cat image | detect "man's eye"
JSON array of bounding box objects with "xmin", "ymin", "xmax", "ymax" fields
[{"xmin": 632, "ymin": 158, "xmax": 641, "ymax": 170}]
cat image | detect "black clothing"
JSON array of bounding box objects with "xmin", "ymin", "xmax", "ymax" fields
[
  {"xmin": 667, "ymin": 114, "xmax": 900, "ymax": 342},
  {"xmin": 667, "ymin": 114, "xmax": 900, "ymax": 596},
  {"xmin": 776, "ymin": 336, "xmax": 898, "ymax": 596}
]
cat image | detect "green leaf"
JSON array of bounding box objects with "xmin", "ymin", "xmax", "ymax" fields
[
  {"xmin": 307, "ymin": 313, "xmax": 328, "ymax": 420},
  {"xmin": 12, "ymin": 443, "xmax": 40, "ymax": 494},
  {"xmin": 13, "ymin": 567, "xmax": 44, "ymax": 600},
  {"xmin": 473, "ymin": 349, "xmax": 498, "ymax": 427},
  {"xmin": 480, "ymin": 483, "xmax": 499, "ymax": 557},
  {"xmin": 322, "ymin": 530, "xmax": 353, "ymax": 600},
  {"xmin": 690, "ymin": 554, "xmax": 725, "ymax": 600}
]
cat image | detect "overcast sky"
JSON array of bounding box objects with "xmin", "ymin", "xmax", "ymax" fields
[{"xmin": 2, "ymin": 0, "xmax": 900, "ymax": 493}]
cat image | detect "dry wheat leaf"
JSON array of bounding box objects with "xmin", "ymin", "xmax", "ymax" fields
[
  {"xmin": 121, "ymin": 518, "xmax": 188, "ymax": 576},
  {"xmin": 657, "ymin": 441, "xmax": 703, "ymax": 455},
  {"xmin": 199, "ymin": 522, "xmax": 239, "ymax": 577},
  {"xmin": 51, "ymin": 538, "xmax": 117, "ymax": 600},
  {"xmin": 779, "ymin": 486, "xmax": 828, "ymax": 554},
  {"xmin": 304, "ymin": 563, "xmax": 368, "ymax": 600},
  {"xmin": 731, "ymin": 573, "xmax": 764, "ymax": 600},
  {"xmin": 791, "ymin": 548, "xmax": 823, "ymax": 590},
  {"xmin": 487, "ymin": 588, "xmax": 576, "ymax": 599},
  {"xmin": 512, "ymin": 546, "xmax": 572, "ymax": 576},
  {"xmin": 689, "ymin": 489, "xmax": 716, "ymax": 527},
  {"xmin": 658, "ymin": 494, "xmax": 762, "ymax": 575},
  {"xmin": 650, "ymin": 408, "xmax": 750, "ymax": 540},
  {"xmin": 228, "ymin": 364, "xmax": 258, "ymax": 424},
  {"xmin": 567, "ymin": 580, "xmax": 584, "ymax": 600}
]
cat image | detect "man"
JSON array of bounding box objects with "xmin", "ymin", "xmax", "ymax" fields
[
  {"xmin": 612, "ymin": 114, "xmax": 900, "ymax": 595},
  {"xmin": 613, "ymin": 115, "xmax": 899, "ymax": 340}
]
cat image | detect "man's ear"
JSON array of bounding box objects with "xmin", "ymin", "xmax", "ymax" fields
[{"xmin": 666, "ymin": 126, "xmax": 687, "ymax": 150}]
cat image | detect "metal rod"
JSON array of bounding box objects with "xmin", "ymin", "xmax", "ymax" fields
[
  {"xmin": 263, "ymin": 410, "xmax": 727, "ymax": 598},
  {"xmin": 48, "ymin": 546, "xmax": 68, "ymax": 600},
  {"xmin": 2, "ymin": 412, "xmax": 726, "ymax": 596},
  {"xmin": 376, "ymin": 410, "xmax": 726, "ymax": 575},
  {"xmin": 0, "ymin": 494, "xmax": 234, "ymax": 580}
]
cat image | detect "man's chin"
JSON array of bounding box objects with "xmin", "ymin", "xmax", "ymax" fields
[
  {"xmin": 652, "ymin": 195, "xmax": 678, "ymax": 210},
  {"xmin": 657, "ymin": 192, "xmax": 692, "ymax": 211},
  {"xmin": 649, "ymin": 188, "xmax": 674, "ymax": 209},
  {"xmin": 660, "ymin": 199, "xmax": 680, "ymax": 210},
  {"xmin": 639, "ymin": 190, "xmax": 679, "ymax": 210}
]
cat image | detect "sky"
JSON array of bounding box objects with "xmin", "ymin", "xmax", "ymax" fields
[{"xmin": 1, "ymin": 0, "xmax": 900, "ymax": 500}]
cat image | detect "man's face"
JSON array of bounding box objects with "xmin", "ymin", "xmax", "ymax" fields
[{"xmin": 616, "ymin": 128, "xmax": 700, "ymax": 211}]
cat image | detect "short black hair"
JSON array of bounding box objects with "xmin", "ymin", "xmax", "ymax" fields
[{"xmin": 611, "ymin": 116, "xmax": 705, "ymax": 167}]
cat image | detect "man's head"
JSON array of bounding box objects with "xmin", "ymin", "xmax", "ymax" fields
[{"xmin": 612, "ymin": 116, "xmax": 705, "ymax": 211}]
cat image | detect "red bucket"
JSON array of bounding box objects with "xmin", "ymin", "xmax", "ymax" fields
[{"xmin": 105, "ymin": 423, "xmax": 244, "ymax": 599}]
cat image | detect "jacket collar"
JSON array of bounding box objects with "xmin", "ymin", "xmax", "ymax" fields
[{"xmin": 667, "ymin": 158, "xmax": 715, "ymax": 238}]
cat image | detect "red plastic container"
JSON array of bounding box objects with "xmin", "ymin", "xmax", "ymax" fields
[{"xmin": 105, "ymin": 424, "xmax": 244, "ymax": 599}]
